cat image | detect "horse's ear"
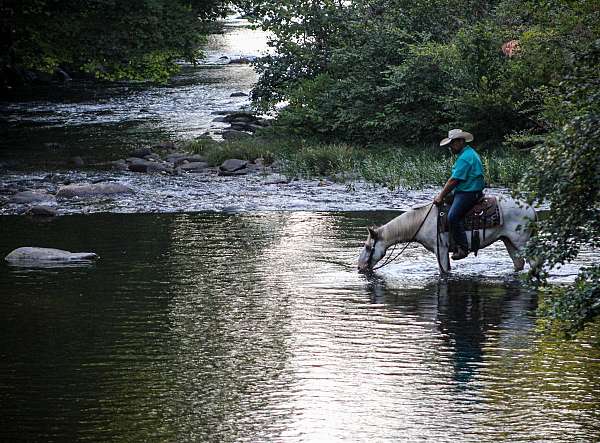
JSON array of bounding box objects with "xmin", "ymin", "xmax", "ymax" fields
[{"xmin": 367, "ymin": 226, "xmax": 378, "ymax": 239}]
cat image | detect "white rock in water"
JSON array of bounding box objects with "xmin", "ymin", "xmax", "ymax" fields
[
  {"xmin": 5, "ymin": 247, "xmax": 99, "ymax": 263},
  {"xmin": 56, "ymin": 182, "xmax": 134, "ymax": 198}
]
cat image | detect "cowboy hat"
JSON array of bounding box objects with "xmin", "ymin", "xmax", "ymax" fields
[{"xmin": 440, "ymin": 129, "xmax": 474, "ymax": 146}]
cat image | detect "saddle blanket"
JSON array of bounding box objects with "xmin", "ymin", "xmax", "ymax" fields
[{"xmin": 439, "ymin": 195, "xmax": 503, "ymax": 233}]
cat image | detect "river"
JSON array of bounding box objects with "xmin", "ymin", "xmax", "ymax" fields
[
  {"xmin": 1, "ymin": 18, "xmax": 599, "ymax": 442},
  {"xmin": 1, "ymin": 212, "xmax": 599, "ymax": 441}
]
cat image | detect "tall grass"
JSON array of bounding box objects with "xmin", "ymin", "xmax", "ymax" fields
[{"xmin": 185, "ymin": 136, "xmax": 529, "ymax": 189}]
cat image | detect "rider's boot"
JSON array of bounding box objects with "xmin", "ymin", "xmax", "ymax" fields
[{"xmin": 451, "ymin": 246, "xmax": 469, "ymax": 260}]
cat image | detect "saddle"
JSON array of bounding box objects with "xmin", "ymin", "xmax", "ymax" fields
[
  {"xmin": 438, "ymin": 195, "xmax": 503, "ymax": 233},
  {"xmin": 438, "ymin": 195, "xmax": 503, "ymax": 255}
]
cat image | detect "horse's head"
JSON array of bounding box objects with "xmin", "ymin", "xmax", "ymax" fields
[{"xmin": 357, "ymin": 226, "xmax": 386, "ymax": 272}]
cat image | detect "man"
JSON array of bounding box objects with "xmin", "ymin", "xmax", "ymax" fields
[{"xmin": 433, "ymin": 129, "xmax": 485, "ymax": 260}]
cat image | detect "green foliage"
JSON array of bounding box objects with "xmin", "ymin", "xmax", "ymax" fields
[
  {"xmin": 1, "ymin": 0, "xmax": 230, "ymax": 83},
  {"xmin": 187, "ymin": 135, "xmax": 528, "ymax": 189},
  {"xmin": 187, "ymin": 137, "xmax": 278, "ymax": 166},
  {"xmin": 519, "ymin": 37, "xmax": 600, "ymax": 331}
]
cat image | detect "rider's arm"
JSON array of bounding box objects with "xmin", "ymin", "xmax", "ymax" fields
[{"xmin": 434, "ymin": 178, "xmax": 461, "ymax": 204}]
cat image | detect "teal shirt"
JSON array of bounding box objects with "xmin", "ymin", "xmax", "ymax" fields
[{"xmin": 451, "ymin": 145, "xmax": 485, "ymax": 192}]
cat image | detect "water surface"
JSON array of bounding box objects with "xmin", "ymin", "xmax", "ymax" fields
[{"xmin": 1, "ymin": 212, "xmax": 599, "ymax": 441}]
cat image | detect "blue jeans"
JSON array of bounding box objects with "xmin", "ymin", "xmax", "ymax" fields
[{"xmin": 448, "ymin": 191, "xmax": 483, "ymax": 251}]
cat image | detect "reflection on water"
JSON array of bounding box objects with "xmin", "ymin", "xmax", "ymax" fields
[{"xmin": 1, "ymin": 212, "xmax": 599, "ymax": 441}]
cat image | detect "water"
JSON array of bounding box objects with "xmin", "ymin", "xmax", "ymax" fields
[
  {"xmin": 1, "ymin": 212, "xmax": 599, "ymax": 442},
  {"xmin": 0, "ymin": 19, "xmax": 266, "ymax": 165}
]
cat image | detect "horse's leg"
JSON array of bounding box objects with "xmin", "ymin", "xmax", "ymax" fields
[
  {"xmin": 501, "ymin": 237, "xmax": 525, "ymax": 271},
  {"xmin": 435, "ymin": 236, "xmax": 451, "ymax": 275}
]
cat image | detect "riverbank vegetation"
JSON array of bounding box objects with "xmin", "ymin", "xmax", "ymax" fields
[
  {"xmin": 0, "ymin": 0, "xmax": 231, "ymax": 86},
  {"xmin": 187, "ymin": 136, "xmax": 528, "ymax": 189},
  {"xmin": 235, "ymin": 0, "xmax": 599, "ymax": 331}
]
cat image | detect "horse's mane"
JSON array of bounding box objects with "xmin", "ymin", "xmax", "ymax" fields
[{"xmin": 379, "ymin": 203, "xmax": 433, "ymax": 243}]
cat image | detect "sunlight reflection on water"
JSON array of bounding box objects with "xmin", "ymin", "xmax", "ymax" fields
[{"xmin": 1, "ymin": 212, "xmax": 599, "ymax": 441}]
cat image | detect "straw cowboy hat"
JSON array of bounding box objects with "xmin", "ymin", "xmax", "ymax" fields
[{"xmin": 439, "ymin": 129, "xmax": 474, "ymax": 147}]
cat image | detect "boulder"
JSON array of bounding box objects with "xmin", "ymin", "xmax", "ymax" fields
[
  {"xmin": 228, "ymin": 56, "xmax": 255, "ymax": 64},
  {"xmin": 127, "ymin": 158, "xmax": 171, "ymax": 173},
  {"xmin": 230, "ymin": 122, "xmax": 261, "ymax": 133},
  {"xmin": 54, "ymin": 68, "xmax": 72, "ymax": 83},
  {"xmin": 25, "ymin": 205, "xmax": 58, "ymax": 217},
  {"xmin": 166, "ymin": 153, "xmax": 206, "ymax": 166},
  {"xmin": 222, "ymin": 129, "xmax": 252, "ymax": 140},
  {"xmin": 111, "ymin": 159, "xmax": 129, "ymax": 171},
  {"xmin": 129, "ymin": 147, "xmax": 153, "ymax": 159},
  {"xmin": 179, "ymin": 161, "xmax": 209, "ymax": 172},
  {"xmin": 212, "ymin": 116, "xmax": 229, "ymax": 123},
  {"xmin": 230, "ymin": 92, "xmax": 248, "ymax": 97},
  {"xmin": 218, "ymin": 168, "xmax": 250, "ymax": 177},
  {"xmin": 224, "ymin": 112, "xmax": 258, "ymax": 123},
  {"xmin": 10, "ymin": 191, "xmax": 55, "ymax": 204},
  {"xmin": 220, "ymin": 159, "xmax": 249, "ymax": 173},
  {"xmin": 56, "ymin": 182, "xmax": 134, "ymax": 198},
  {"xmin": 5, "ymin": 247, "xmax": 98, "ymax": 264}
]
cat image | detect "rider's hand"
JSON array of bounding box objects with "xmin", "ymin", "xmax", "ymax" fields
[{"xmin": 433, "ymin": 194, "xmax": 444, "ymax": 206}]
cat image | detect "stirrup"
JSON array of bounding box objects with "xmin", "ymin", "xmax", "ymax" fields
[{"xmin": 451, "ymin": 247, "xmax": 469, "ymax": 260}]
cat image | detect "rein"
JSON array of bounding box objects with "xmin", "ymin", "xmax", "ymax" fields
[{"xmin": 370, "ymin": 204, "xmax": 435, "ymax": 270}]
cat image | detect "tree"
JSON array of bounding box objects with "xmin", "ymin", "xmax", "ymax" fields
[
  {"xmin": 0, "ymin": 0, "xmax": 231, "ymax": 85},
  {"xmin": 520, "ymin": 38, "xmax": 600, "ymax": 332}
]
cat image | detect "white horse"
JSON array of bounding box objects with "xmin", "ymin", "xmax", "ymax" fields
[{"xmin": 357, "ymin": 195, "xmax": 537, "ymax": 274}]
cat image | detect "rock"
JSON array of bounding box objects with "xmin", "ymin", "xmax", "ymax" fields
[
  {"xmin": 212, "ymin": 116, "xmax": 229, "ymax": 123},
  {"xmin": 167, "ymin": 154, "xmax": 206, "ymax": 166},
  {"xmin": 25, "ymin": 205, "xmax": 58, "ymax": 217},
  {"xmin": 180, "ymin": 161, "xmax": 209, "ymax": 172},
  {"xmin": 220, "ymin": 159, "xmax": 249, "ymax": 173},
  {"xmin": 211, "ymin": 109, "xmax": 243, "ymax": 115},
  {"xmin": 10, "ymin": 191, "xmax": 55, "ymax": 204},
  {"xmin": 228, "ymin": 56, "xmax": 255, "ymax": 64},
  {"xmin": 218, "ymin": 168, "xmax": 250, "ymax": 177},
  {"xmin": 111, "ymin": 160, "xmax": 129, "ymax": 171},
  {"xmin": 263, "ymin": 174, "xmax": 289, "ymax": 185},
  {"xmin": 225, "ymin": 112, "xmax": 258, "ymax": 123},
  {"xmin": 69, "ymin": 156, "xmax": 85, "ymax": 167},
  {"xmin": 222, "ymin": 129, "xmax": 252, "ymax": 140},
  {"xmin": 230, "ymin": 122, "xmax": 262, "ymax": 133},
  {"xmin": 56, "ymin": 182, "xmax": 134, "ymax": 198},
  {"xmin": 230, "ymin": 92, "xmax": 248, "ymax": 97},
  {"xmin": 5, "ymin": 247, "xmax": 98, "ymax": 264},
  {"xmin": 153, "ymin": 141, "xmax": 177, "ymax": 150},
  {"xmin": 129, "ymin": 147, "xmax": 153, "ymax": 158},
  {"xmin": 54, "ymin": 68, "xmax": 72, "ymax": 83},
  {"xmin": 127, "ymin": 158, "xmax": 171, "ymax": 173}
]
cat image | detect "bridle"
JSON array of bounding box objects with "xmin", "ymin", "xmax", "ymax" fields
[{"xmin": 366, "ymin": 203, "xmax": 438, "ymax": 271}]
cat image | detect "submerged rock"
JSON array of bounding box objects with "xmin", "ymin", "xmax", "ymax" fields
[
  {"xmin": 57, "ymin": 182, "xmax": 134, "ymax": 198},
  {"xmin": 10, "ymin": 191, "xmax": 55, "ymax": 204},
  {"xmin": 5, "ymin": 247, "xmax": 99, "ymax": 264},
  {"xmin": 25, "ymin": 205, "xmax": 58, "ymax": 217}
]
